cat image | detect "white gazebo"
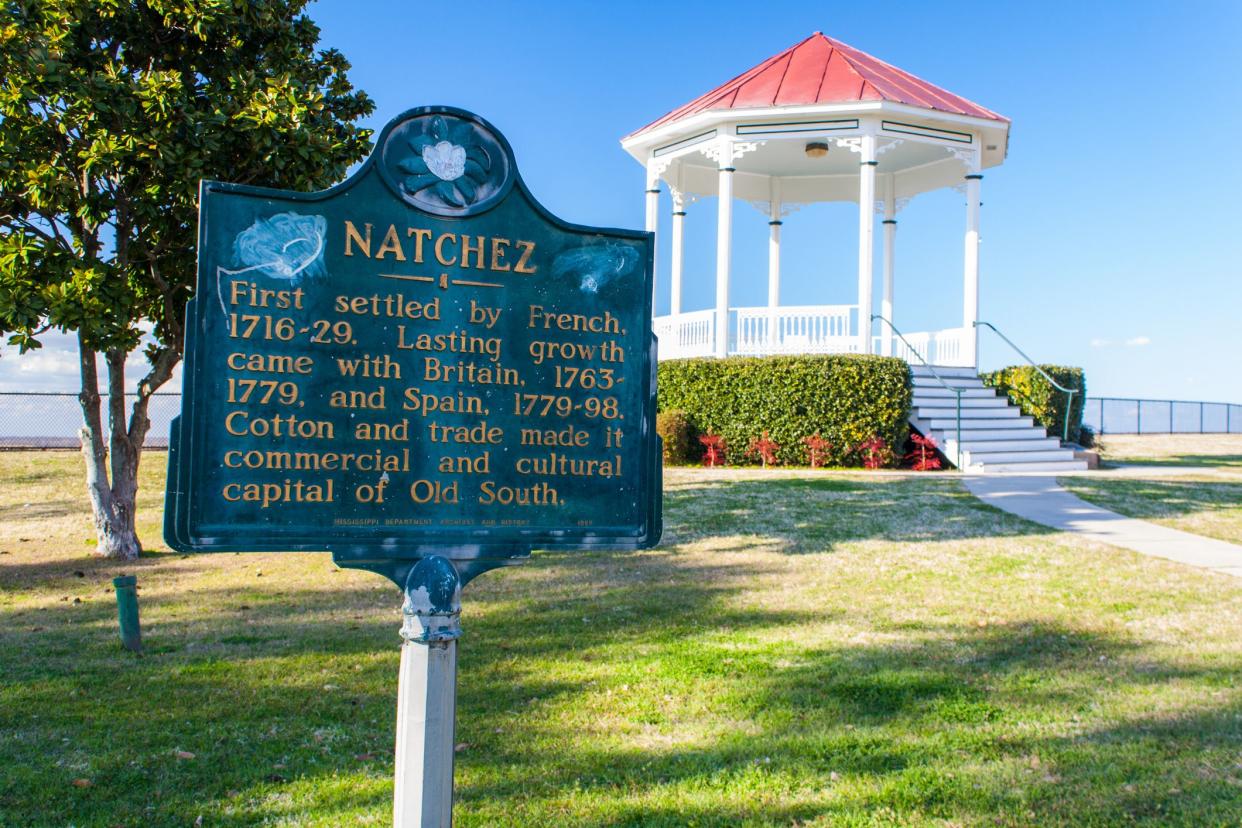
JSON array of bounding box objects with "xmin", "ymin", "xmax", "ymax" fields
[{"xmin": 622, "ymin": 32, "xmax": 1010, "ymax": 368}]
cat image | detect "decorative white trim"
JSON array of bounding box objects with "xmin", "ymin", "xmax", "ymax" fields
[
  {"xmin": 947, "ymin": 146, "xmax": 980, "ymax": 171},
  {"xmin": 699, "ymin": 139, "xmax": 766, "ymax": 165},
  {"xmin": 875, "ymin": 138, "xmax": 904, "ymax": 157},
  {"xmin": 833, "ymin": 136, "xmax": 864, "ymax": 154},
  {"xmin": 621, "ymin": 100, "xmax": 1009, "ymax": 165},
  {"xmin": 646, "ymin": 156, "xmax": 673, "ymax": 186},
  {"xmin": 670, "ymin": 186, "xmax": 700, "ymax": 208},
  {"xmin": 746, "ymin": 199, "xmax": 808, "ymax": 219}
]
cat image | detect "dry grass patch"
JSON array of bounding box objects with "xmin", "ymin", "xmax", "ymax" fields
[
  {"xmin": 1096, "ymin": 433, "xmax": 1242, "ymax": 471},
  {"xmin": 2, "ymin": 453, "xmax": 1241, "ymax": 826},
  {"xmin": 1059, "ymin": 472, "xmax": 1242, "ymax": 546}
]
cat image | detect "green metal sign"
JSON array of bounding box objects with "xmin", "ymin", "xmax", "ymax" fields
[{"xmin": 165, "ymin": 106, "xmax": 661, "ymax": 585}]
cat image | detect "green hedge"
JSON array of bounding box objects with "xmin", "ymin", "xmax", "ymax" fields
[
  {"xmin": 980, "ymin": 364, "xmax": 1086, "ymax": 443},
  {"xmin": 656, "ymin": 410, "xmax": 697, "ymax": 464},
  {"xmin": 658, "ymin": 355, "xmax": 912, "ymax": 467}
]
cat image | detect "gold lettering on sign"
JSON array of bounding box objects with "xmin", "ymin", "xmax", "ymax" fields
[
  {"xmin": 460, "ymin": 235, "xmax": 485, "ymax": 269},
  {"xmin": 514, "ymin": 241, "xmax": 537, "ymax": 274},
  {"xmin": 490, "ymin": 237, "xmax": 511, "ymax": 271},
  {"xmin": 343, "ymin": 221, "xmax": 372, "ymax": 257},
  {"xmin": 375, "ymin": 225, "xmax": 406, "ymax": 260},
  {"xmin": 340, "ymin": 220, "xmax": 537, "ymax": 273},
  {"xmin": 222, "ymin": 478, "xmax": 336, "ymax": 508},
  {"xmin": 407, "ymin": 227, "xmax": 432, "ymax": 262}
]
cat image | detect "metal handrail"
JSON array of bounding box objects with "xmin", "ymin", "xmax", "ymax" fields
[
  {"xmin": 872, "ymin": 314, "xmax": 963, "ymax": 469},
  {"xmin": 974, "ymin": 321, "xmax": 1077, "ymax": 442}
]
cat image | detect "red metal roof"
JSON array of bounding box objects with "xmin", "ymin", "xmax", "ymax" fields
[{"xmin": 628, "ymin": 33, "xmax": 1007, "ymax": 139}]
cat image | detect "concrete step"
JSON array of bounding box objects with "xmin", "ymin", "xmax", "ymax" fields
[
  {"xmin": 911, "ymin": 387, "xmax": 998, "ymax": 399},
  {"xmin": 913, "ymin": 395, "xmax": 1008, "ymax": 409},
  {"xmin": 918, "ymin": 405, "xmax": 1021, "ymax": 419},
  {"xmin": 969, "ymin": 460, "xmax": 1089, "ymax": 473},
  {"xmin": 932, "ymin": 426, "xmax": 1048, "ymax": 441},
  {"xmin": 954, "ymin": 437, "xmax": 1062, "ymax": 453},
  {"xmin": 926, "ymin": 416, "xmax": 1036, "ymax": 431},
  {"xmin": 964, "ymin": 449, "xmax": 1077, "ymax": 465},
  {"xmin": 911, "ymin": 376, "xmax": 987, "ymax": 389},
  {"xmin": 911, "ymin": 365, "xmax": 979, "ymax": 379}
]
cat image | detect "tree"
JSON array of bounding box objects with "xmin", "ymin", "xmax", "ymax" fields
[{"xmin": 0, "ymin": 1, "xmax": 373, "ymax": 559}]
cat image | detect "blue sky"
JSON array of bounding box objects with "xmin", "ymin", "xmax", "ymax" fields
[{"xmin": 2, "ymin": 0, "xmax": 1239, "ymax": 403}]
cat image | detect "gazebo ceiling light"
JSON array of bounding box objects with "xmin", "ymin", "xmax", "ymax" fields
[{"xmin": 804, "ymin": 141, "xmax": 829, "ymax": 158}]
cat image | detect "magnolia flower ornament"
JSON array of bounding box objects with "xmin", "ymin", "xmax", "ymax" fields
[
  {"xmin": 423, "ymin": 140, "xmax": 466, "ymax": 182},
  {"xmin": 396, "ymin": 115, "xmax": 493, "ymax": 209}
]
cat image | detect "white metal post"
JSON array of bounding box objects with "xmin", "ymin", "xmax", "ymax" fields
[
  {"xmin": 881, "ymin": 174, "xmax": 896, "ymax": 356},
  {"xmin": 963, "ymin": 155, "xmax": 982, "ymax": 368},
  {"xmin": 714, "ymin": 143, "xmax": 734, "ymax": 359},
  {"xmin": 767, "ymin": 177, "xmax": 782, "ymax": 351},
  {"xmin": 393, "ymin": 557, "xmax": 462, "ymax": 828},
  {"xmin": 644, "ymin": 159, "xmax": 661, "ymax": 310},
  {"xmin": 670, "ymin": 188, "xmax": 685, "ymax": 317},
  {"xmin": 856, "ymin": 134, "xmax": 877, "ymax": 354}
]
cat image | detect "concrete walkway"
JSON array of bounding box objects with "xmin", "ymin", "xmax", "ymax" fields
[{"xmin": 963, "ymin": 475, "xmax": 1242, "ymax": 578}]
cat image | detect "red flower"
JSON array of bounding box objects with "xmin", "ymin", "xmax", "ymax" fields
[
  {"xmin": 700, "ymin": 434, "xmax": 726, "ymax": 467},
  {"xmin": 857, "ymin": 435, "xmax": 893, "ymax": 470},
  {"xmin": 747, "ymin": 431, "xmax": 781, "ymax": 468},
  {"xmin": 802, "ymin": 433, "xmax": 832, "ymax": 469},
  {"xmin": 904, "ymin": 432, "xmax": 942, "ymax": 471}
]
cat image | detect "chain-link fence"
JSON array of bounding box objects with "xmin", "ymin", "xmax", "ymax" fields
[
  {"xmin": 0, "ymin": 392, "xmax": 182, "ymax": 449},
  {"xmin": 4, "ymin": 391, "xmax": 1239, "ymax": 446},
  {"xmin": 1083, "ymin": 397, "xmax": 1242, "ymax": 435}
]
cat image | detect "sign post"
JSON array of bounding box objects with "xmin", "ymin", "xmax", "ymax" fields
[
  {"xmin": 166, "ymin": 106, "xmax": 661, "ymax": 825},
  {"xmin": 393, "ymin": 556, "xmax": 460, "ymax": 826}
]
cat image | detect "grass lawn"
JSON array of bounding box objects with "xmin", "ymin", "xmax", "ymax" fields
[
  {"xmin": 1095, "ymin": 433, "xmax": 1242, "ymax": 471},
  {"xmin": 1058, "ymin": 474, "xmax": 1242, "ymax": 546},
  {"xmin": 2, "ymin": 452, "xmax": 1241, "ymax": 827}
]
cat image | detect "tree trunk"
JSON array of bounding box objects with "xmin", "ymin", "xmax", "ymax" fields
[
  {"xmin": 76, "ymin": 339, "xmax": 141, "ymax": 560},
  {"xmin": 76, "ymin": 334, "xmax": 181, "ymax": 561}
]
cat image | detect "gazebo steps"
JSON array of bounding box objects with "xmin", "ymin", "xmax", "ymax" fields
[
  {"xmin": 956, "ymin": 437, "xmax": 1062, "ymax": 453},
  {"xmin": 911, "ymin": 387, "xmax": 999, "ymax": 399},
  {"xmin": 908, "ymin": 366, "xmax": 1087, "ymax": 473},
  {"xmin": 925, "ymin": 416, "xmax": 1035, "ymax": 430},
  {"xmin": 919, "ymin": 405, "xmax": 1021, "ymax": 418},
  {"xmin": 964, "ymin": 460, "xmax": 1089, "ymax": 474},
  {"xmin": 961, "ymin": 449, "xmax": 1079, "ymax": 465},
  {"xmin": 911, "ymin": 365, "xmax": 980, "ymax": 379}
]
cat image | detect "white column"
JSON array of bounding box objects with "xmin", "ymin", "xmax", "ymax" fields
[
  {"xmin": 392, "ymin": 556, "xmax": 461, "ymax": 828},
  {"xmin": 963, "ymin": 157, "xmax": 982, "ymax": 367},
  {"xmin": 881, "ymin": 174, "xmax": 896, "ymax": 356},
  {"xmin": 644, "ymin": 159, "xmax": 661, "ymax": 309},
  {"xmin": 856, "ymin": 134, "xmax": 877, "ymax": 354},
  {"xmin": 393, "ymin": 638, "xmax": 457, "ymax": 827},
  {"xmin": 714, "ymin": 144, "xmax": 734, "ymax": 358},
  {"xmin": 767, "ymin": 177, "xmax": 782, "ymax": 351},
  {"xmin": 670, "ymin": 189, "xmax": 685, "ymax": 316}
]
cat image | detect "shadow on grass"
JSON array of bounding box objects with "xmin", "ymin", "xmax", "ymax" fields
[
  {"xmin": 1067, "ymin": 477, "xmax": 1242, "ymax": 522},
  {"xmin": 453, "ymin": 620, "xmax": 1242, "ymax": 827},
  {"xmin": 3, "ymin": 556, "xmax": 1239, "ymax": 826},
  {"xmin": 663, "ymin": 474, "xmax": 1054, "ymax": 552},
  {"xmin": 1, "ymin": 472, "xmax": 1236, "ymax": 826},
  {"xmin": 0, "ymin": 548, "xmax": 212, "ymax": 592},
  {"xmin": 1105, "ymin": 454, "xmax": 1242, "ymax": 470}
]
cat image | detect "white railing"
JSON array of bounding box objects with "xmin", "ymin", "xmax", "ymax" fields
[
  {"xmin": 733, "ymin": 305, "xmax": 857, "ymax": 356},
  {"xmin": 890, "ymin": 326, "xmax": 973, "ymax": 367},
  {"xmin": 654, "ymin": 308, "xmax": 715, "ymax": 359},
  {"xmin": 654, "ymin": 308, "xmax": 972, "ymax": 366}
]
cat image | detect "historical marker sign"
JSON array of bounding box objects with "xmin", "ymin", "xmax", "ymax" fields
[{"xmin": 166, "ymin": 106, "xmax": 661, "ymax": 583}]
